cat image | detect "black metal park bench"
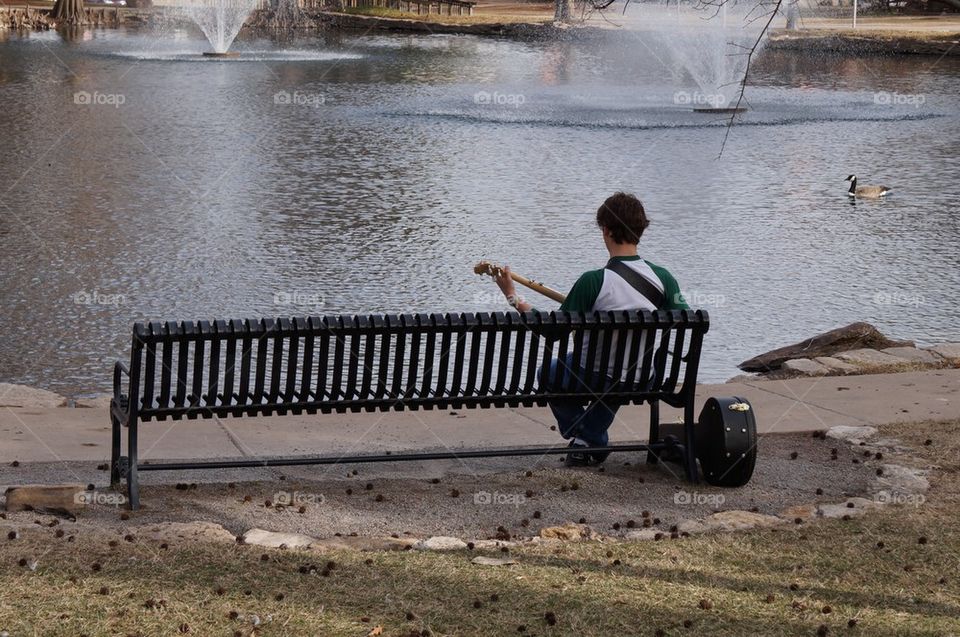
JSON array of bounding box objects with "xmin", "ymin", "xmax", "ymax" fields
[{"xmin": 110, "ymin": 310, "xmax": 757, "ymax": 509}]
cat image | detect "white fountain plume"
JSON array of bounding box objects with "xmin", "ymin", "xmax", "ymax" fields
[
  {"xmin": 182, "ymin": 0, "xmax": 259, "ymax": 54},
  {"xmin": 619, "ymin": 0, "xmax": 775, "ymax": 109}
]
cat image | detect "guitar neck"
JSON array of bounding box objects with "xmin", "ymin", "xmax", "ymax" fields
[{"xmin": 509, "ymin": 271, "xmax": 566, "ymax": 304}]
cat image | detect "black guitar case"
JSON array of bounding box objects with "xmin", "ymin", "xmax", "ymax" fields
[{"xmin": 697, "ymin": 396, "xmax": 758, "ymax": 487}]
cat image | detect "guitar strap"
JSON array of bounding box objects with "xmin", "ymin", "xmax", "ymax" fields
[{"xmin": 605, "ymin": 259, "xmax": 665, "ymax": 309}]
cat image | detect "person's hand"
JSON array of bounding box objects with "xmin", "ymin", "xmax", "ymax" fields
[{"xmin": 494, "ymin": 265, "xmax": 518, "ymax": 302}]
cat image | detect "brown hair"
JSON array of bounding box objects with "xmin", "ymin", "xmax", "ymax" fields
[{"xmin": 596, "ymin": 192, "xmax": 649, "ymax": 245}]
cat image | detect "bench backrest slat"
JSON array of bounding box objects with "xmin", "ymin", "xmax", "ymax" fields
[
  {"xmin": 390, "ymin": 318, "xmax": 407, "ymax": 400},
  {"xmin": 223, "ymin": 321, "xmax": 238, "ymax": 407},
  {"xmin": 159, "ymin": 322, "xmax": 174, "ymax": 410},
  {"xmin": 450, "ymin": 320, "xmax": 468, "ymax": 400},
  {"xmin": 508, "ymin": 328, "xmax": 526, "ymax": 394},
  {"xmin": 143, "ymin": 323, "xmax": 158, "ymax": 410},
  {"xmin": 253, "ymin": 321, "xmax": 268, "ymax": 403},
  {"xmin": 581, "ymin": 321, "xmax": 600, "ymax": 389},
  {"xmin": 331, "ymin": 319, "xmax": 346, "ymax": 401},
  {"xmin": 268, "ymin": 326, "xmax": 283, "ymax": 403},
  {"xmin": 175, "ymin": 326, "xmax": 190, "ymax": 409},
  {"xmin": 435, "ymin": 329, "xmax": 452, "ymax": 399},
  {"xmin": 663, "ymin": 319, "xmax": 688, "ymax": 393},
  {"xmin": 420, "ymin": 327, "xmax": 437, "ymax": 399},
  {"xmin": 609, "ymin": 315, "xmax": 629, "ymax": 390},
  {"xmin": 522, "ymin": 326, "xmax": 541, "ymax": 395},
  {"xmin": 374, "ymin": 329, "xmax": 390, "ymax": 400},
  {"xmin": 597, "ymin": 320, "xmax": 615, "ymax": 388},
  {"xmin": 360, "ymin": 328, "xmax": 376, "ymax": 399},
  {"xmin": 125, "ymin": 310, "xmax": 709, "ymax": 420},
  {"xmin": 568, "ymin": 319, "xmax": 584, "ymax": 391},
  {"xmin": 637, "ymin": 326, "xmax": 656, "ymax": 388},
  {"xmin": 238, "ymin": 321, "xmax": 253, "ymax": 409},
  {"xmin": 207, "ymin": 321, "xmax": 223, "ymax": 407},
  {"xmin": 493, "ymin": 328, "xmax": 511, "ymax": 395},
  {"xmin": 315, "ymin": 328, "xmax": 329, "ymax": 401},
  {"xmin": 345, "ymin": 327, "xmax": 361, "ymax": 400},
  {"xmin": 652, "ymin": 324, "xmax": 673, "ymax": 390}
]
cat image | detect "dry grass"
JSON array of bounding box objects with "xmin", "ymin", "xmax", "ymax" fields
[{"xmin": 1, "ymin": 420, "xmax": 959, "ymax": 636}]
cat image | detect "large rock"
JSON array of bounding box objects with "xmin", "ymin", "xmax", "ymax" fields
[
  {"xmin": 5, "ymin": 484, "xmax": 86, "ymax": 513},
  {"xmin": 825, "ymin": 425, "xmax": 878, "ymax": 442},
  {"xmin": 782, "ymin": 358, "xmax": 829, "ymax": 376},
  {"xmin": 471, "ymin": 539, "xmax": 517, "ymax": 550},
  {"xmin": 539, "ymin": 523, "xmax": 594, "ymax": 541},
  {"xmin": 779, "ymin": 504, "xmax": 817, "ymax": 522},
  {"xmin": 814, "ymin": 356, "xmax": 860, "ymax": 374},
  {"xmin": 876, "ymin": 464, "xmax": 929, "ymax": 495},
  {"xmin": 739, "ymin": 323, "xmax": 912, "ymax": 372},
  {"xmin": 413, "ymin": 536, "xmax": 468, "ymax": 551},
  {"xmin": 242, "ymin": 528, "xmax": 316, "ymax": 549},
  {"xmin": 679, "ymin": 510, "xmax": 784, "ymax": 534},
  {"xmin": 136, "ymin": 521, "xmax": 236, "ymax": 544},
  {"xmin": 836, "ymin": 348, "xmax": 913, "ymax": 367},
  {"xmin": 0, "ymin": 384, "xmax": 67, "ymax": 408},
  {"xmin": 74, "ymin": 393, "xmax": 113, "ymax": 409},
  {"xmin": 927, "ymin": 343, "xmax": 960, "ymax": 361},
  {"xmin": 882, "ymin": 347, "xmax": 941, "ymax": 364},
  {"xmin": 312, "ymin": 536, "xmax": 417, "ymax": 552}
]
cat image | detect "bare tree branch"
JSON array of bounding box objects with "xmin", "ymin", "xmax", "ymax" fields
[{"xmin": 717, "ymin": 0, "xmax": 783, "ymax": 157}]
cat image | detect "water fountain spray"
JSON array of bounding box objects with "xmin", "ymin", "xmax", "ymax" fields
[
  {"xmin": 183, "ymin": 0, "xmax": 259, "ymax": 57},
  {"xmin": 620, "ymin": 1, "xmax": 773, "ymax": 113}
]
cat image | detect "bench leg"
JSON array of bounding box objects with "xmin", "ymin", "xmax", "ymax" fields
[
  {"xmin": 646, "ymin": 400, "xmax": 660, "ymax": 465},
  {"xmin": 127, "ymin": 419, "xmax": 140, "ymax": 510},
  {"xmin": 110, "ymin": 401, "xmax": 122, "ymax": 489},
  {"xmin": 683, "ymin": 402, "xmax": 699, "ymax": 483}
]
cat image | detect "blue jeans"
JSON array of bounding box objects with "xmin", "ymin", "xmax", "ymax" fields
[{"xmin": 538, "ymin": 353, "xmax": 618, "ymax": 447}]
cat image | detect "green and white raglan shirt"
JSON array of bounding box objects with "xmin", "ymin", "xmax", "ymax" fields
[
  {"xmin": 556, "ymin": 256, "xmax": 688, "ymax": 378},
  {"xmin": 559, "ymin": 256, "xmax": 688, "ymax": 314}
]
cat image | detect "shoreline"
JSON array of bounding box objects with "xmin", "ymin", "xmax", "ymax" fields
[
  {"xmin": 3, "ymin": 5, "xmax": 960, "ymax": 55},
  {"xmin": 768, "ymin": 26, "xmax": 960, "ymax": 56}
]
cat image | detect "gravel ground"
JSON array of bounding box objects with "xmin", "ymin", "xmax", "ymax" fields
[{"xmin": 0, "ymin": 432, "xmax": 878, "ymax": 541}]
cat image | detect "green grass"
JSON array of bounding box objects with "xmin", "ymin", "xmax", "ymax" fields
[{"xmin": 1, "ymin": 420, "xmax": 958, "ymax": 636}]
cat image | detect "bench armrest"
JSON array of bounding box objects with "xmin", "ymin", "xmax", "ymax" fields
[{"xmin": 113, "ymin": 361, "xmax": 130, "ymax": 403}]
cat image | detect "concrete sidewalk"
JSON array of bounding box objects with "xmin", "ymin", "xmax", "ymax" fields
[{"xmin": 2, "ymin": 369, "xmax": 957, "ymax": 466}]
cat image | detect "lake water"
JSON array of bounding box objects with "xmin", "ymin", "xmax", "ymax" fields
[{"xmin": 1, "ymin": 26, "xmax": 958, "ymax": 396}]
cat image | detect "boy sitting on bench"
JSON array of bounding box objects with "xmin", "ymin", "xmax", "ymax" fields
[{"xmin": 492, "ymin": 192, "xmax": 688, "ymax": 465}]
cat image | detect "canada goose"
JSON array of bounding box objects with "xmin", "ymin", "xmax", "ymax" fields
[{"xmin": 846, "ymin": 175, "xmax": 892, "ymax": 199}]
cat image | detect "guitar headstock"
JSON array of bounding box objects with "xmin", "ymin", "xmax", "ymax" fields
[{"xmin": 473, "ymin": 260, "xmax": 504, "ymax": 278}]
